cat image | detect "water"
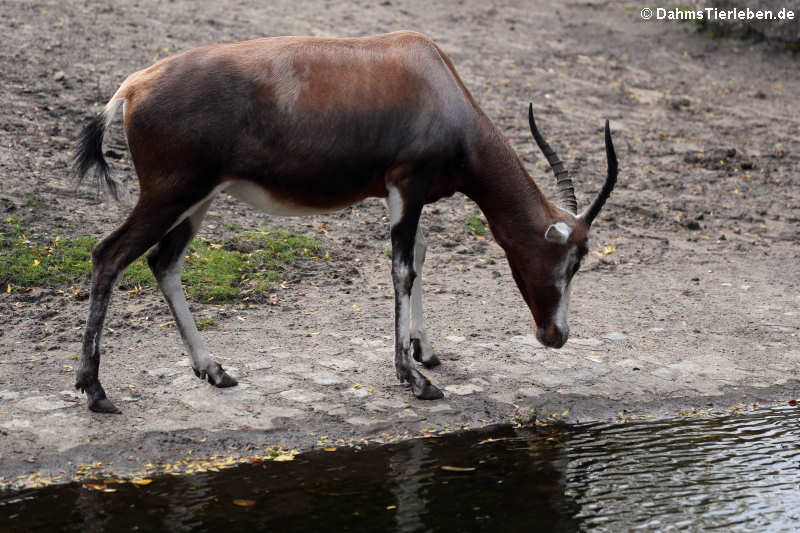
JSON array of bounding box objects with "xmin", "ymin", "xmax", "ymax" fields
[{"xmin": 2, "ymin": 406, "xmax": 799, "ymax": 532}]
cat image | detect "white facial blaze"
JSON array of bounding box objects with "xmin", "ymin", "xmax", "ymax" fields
[
  {"xmin": 553, "ymin": 280, "xmax": 572, "ymax": 333},
  {"xmin": 552, "ymin": 247, "xmax": 577, "ymax": 333}
]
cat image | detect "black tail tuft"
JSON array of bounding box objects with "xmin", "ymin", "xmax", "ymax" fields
[{"xmin": 73, "ymin": 113, "xmax": 120, "ymax": 201}]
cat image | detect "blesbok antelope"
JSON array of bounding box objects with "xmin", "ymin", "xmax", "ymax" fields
[{"xmin": 73, "ymin": 31, "xmax": 617, "ymax": 413}]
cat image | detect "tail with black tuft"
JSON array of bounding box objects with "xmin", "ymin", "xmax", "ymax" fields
[{"xmin": 73, "ymin": 110, "xmax": 120, "ymax": 201}]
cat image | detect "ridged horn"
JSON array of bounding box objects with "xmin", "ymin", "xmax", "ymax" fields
[
  {"xmin": 528, "ymin": 103, "xmax": 577, "ymax": 214},
  {"xmin": 579, "ymin": 119, "xmax": 618, "ymax": 227}
]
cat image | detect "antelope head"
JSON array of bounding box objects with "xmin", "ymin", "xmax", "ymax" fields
[{"xmin": 507, "ymin": 105, "xmax": 618, "ymax": 348}]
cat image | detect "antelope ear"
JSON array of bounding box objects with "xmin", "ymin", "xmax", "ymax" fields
[{"xmin": 544, "ymin": 222, "xmax": 572, "ymax": 244}]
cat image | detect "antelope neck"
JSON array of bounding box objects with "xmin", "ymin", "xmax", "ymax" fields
[{"xmin": 461, "ymin": 123, "xmax": 554, "ymax": 249}]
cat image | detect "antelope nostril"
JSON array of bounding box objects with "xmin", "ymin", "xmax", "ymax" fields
[{"xmin": 534, "ymin": 324, "xmax": 568, "ymax": 348}]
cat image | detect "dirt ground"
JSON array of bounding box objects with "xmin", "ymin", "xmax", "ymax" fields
[{"xmin": 1, "ymin": 0, "xmax": 798, "ymax": 485}]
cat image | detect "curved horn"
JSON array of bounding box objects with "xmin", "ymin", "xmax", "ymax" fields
[
  {"xmin": 579, "ymin": 119, "xmax": 618, "ymax": 227},
  {"xmin": 528, "ymin": 103, "xmax": 577, "ymax": 214}
]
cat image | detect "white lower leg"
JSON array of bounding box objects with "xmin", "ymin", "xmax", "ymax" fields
[
  {"xmin": 159, "ymin": 264, "xmax": 215, "ymax": 372},
  {"xmin": 393, "ymin": 260, "xmax": 413, "ymax": 377},
  {"xmin": 386, "ymin": 182, "xmax": 443, "ymax": 399},
  {"xmin": 154, "ymin": 199, "xmax": 217, "ymax": 374},
  {"xmin": 410, "ymin": 228, "xmax": 436, "ymax": 364}
]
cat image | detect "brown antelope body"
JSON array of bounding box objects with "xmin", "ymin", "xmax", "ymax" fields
[{"xmin": 74, "ymin": 31, "xmax": 617, "ymax": 413}]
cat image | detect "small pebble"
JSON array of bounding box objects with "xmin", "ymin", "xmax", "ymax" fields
[{"xmin": 445, "ymin": 383, "xmax": 483, "ymax": 395}]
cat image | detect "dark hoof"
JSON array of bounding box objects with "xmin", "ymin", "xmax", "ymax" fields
[
  {"xmin": 414, "ymin": 381, "xmax": 444, "ymax": 401},
  {"xmin": 215, "ymin": 372, "xmax": 238, "ymax": 388},
  {"xmin": 411, "ymin": 338, "xmax": 423, "ymax": 362},
  {"xmin": 77, "ymin": 377, "xmax": 120, "ymax": 414},
  {"xmin": 411, "ymin": 338, "xmax": 441, "ymax": 368},
  {"xmin": 193, "ymin": 363, "xmax": 238, "ymax": 388},
  {"xmin": 192, "ymin": 366, "xmax": 206, "ymax": 381},
  {"xmin": 421, "ymin": 353, "xmax": 441, "ymax": 369},
  {"xmin": 89, "ymin": 397, "xmax": 121, "ymax": 414}
]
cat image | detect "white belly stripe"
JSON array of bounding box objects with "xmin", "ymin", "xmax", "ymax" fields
[{"xmin": 225, "ymin": 180, "xmax": 342, "ymax": 217}]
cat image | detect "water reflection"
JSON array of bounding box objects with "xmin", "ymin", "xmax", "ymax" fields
[
  {"xmin": 561, "ymin": 407, "xmax": 800, "ymax": 531},
  {"xmin": 1, "ymin": 406, "xmax": 798, "ymax": 532},
  {"xmin": 389, "ymin": 437, "xmax": 431, "ymax": 532}
]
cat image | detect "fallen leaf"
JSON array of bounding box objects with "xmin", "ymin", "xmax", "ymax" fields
[
  {"xmin": 323, "ymin": 447, "xmax": 336, "ymax": 452},
  {"xmin": 273, "ymin": 454, "xmax": 295, "ymax": 462},
  {"xmin": 84, "ymin": 483, "xmax": 106, "ymax": 491},
  {"xmin": 386, "ymin": 505, "xmax": 397, "ymax": 510},
  {"xmin": 131, "ymin": 478, "xmax": 152, "ymax": 486},
  {"xmin": 440, "ymin": 466, "xmax": 476, "ymax": 472},
  {"xmin": 233, "ymin": 499, "xmax": 256, "ymax": 507},
  {"xmin": 602, "ymin": 245, "xmax": 616, "ymax": 255},
  {"xmin": 32, "ymin": 259, "xmax": 41, "ymax": 267}
]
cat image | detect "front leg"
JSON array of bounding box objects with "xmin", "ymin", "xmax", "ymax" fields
[
  {"xmin": 410, "ymin": 226, "xmax": 440, "ymax": 368},
  {"xmin": 388, "ymin": 183, "xmax": 443, "ymax": 400}
]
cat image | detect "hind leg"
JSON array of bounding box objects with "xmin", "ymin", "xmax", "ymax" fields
[
  {"xmin": 146, "ymin": 198, "xmax": 237, "ymax": 388},
  {"xmin": 76, "ymin": 198, "xmax": 191, "ymax": 413}
]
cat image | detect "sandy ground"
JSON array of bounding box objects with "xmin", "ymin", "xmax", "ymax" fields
[{"xmin": 1, "ymin": 0, "xmax": 798, "ymax": 485}]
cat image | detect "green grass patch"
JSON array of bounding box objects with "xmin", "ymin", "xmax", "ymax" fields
[
  {"xmin": 223, "ymin": 229, "xmax": 323, "ymax": 300},
  {"xmin": 467, "ymin": 214, "xmax": 487, "ymax": 236},
  {"xmin": 0, "ymin": 219, "xmax": 322, "ymax": 303},
  {"xmin": 182, "ymin": 241, "xmax": 245, "ymax": 302},
  {"xmin": 195, "ymin": 317, "xmax": 218, "ymax": 331},
  {"xmin": 0, "ymin": 217, "xmax": 105, "ymax": 288}
]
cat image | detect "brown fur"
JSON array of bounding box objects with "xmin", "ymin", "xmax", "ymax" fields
[{"xmin": 73, "ymin": 31, "xmax": 615, "ymax": 411}]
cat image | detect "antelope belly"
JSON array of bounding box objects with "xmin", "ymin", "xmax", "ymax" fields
[{"xmin": 224, "ymin": 180, "xmax": 348, "ymax": 216}]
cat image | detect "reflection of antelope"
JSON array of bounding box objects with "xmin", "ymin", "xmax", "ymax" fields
[
  {"xmin": 74, "ymin": 31, "xmax": 617, "ymax": 413},
  {"xmin": 389, "ymin": 438, "xmax": 432, "ymax": 531}
]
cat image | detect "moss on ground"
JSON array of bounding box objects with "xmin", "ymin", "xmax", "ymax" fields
[
  {"xmin": 0, "ymin": 218, "xmax": 322, "ymax": 303},
  {"xmin": 467, "ymin": 214, "xmax": 487, "ymax": 236}
]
